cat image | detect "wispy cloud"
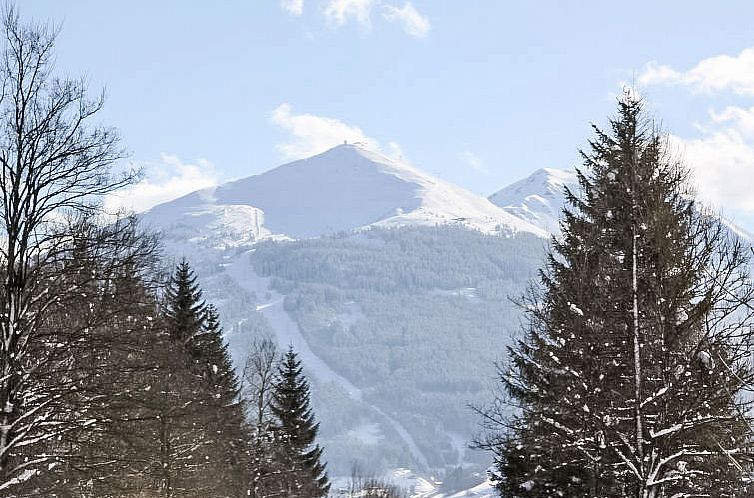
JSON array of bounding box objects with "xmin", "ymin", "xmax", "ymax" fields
[
  {"xmin": 280, "ymin": 0, "xmax": 304, "ymax": 17},
  {"xmin": 324, "ymin": 0, "xmax": 375, "ymax": 28},
  {"xmin": 383, "ymin": 2, "xmax": 430, "ymax": 38},
  {"xmin": 634, "ymin": 48, "xmax": 754, "ymax": 216},
  {"xmin": 461, "ymin": 150, "xmax": 488, "ymax": 173},
  {"xmin": 663, "ymin": 105, "xmax": 754, "ymax": 214},
  {"xmin": 638, "ymin": 48, "xmax": 754, "ymax": 95},
  {"xmin": 270, "ymin": 103, "xmax": 380, "ymax": 160},
  {"xmin": 104, "ymin": 154, "xmax": 220, "ymax": 214},
  {"xmin": 671, "ymin": 127, "xmax": 754, "ymax": 213},
  {"xmin": 284, "ymin": 0, "xmax": 430, "ymax": 37},
  {"xmin": 269, "ymin": 103, "xmax": 406, "ymax": 162},
  {"xmin": 710, "ymin": 105, "xmax": 754, "ymax": 137}
]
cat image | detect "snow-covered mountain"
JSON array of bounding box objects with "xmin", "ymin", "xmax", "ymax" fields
[
  {"xmin": 488, "ymin": 167, "xmax": 579, "ymax": 235},
  {"xmin": 142, "ymin": 144, "xmax": 547, "ymax": 246},
  {"xmin": 135, "ymin": 144, "xmax": 553, "ymax": 480},
  {"xmin": 490, "ymin": 167, "xmax": 754, "ymax": 244},
  {"xmin": 137, "ymin": 146, "xmax": 753, "ymax": 490}
]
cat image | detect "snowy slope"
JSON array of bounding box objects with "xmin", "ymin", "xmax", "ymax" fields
[
  {"xmin": 141, "ymin": 144, "xmax": 547, "ymax": 246},
  {"xmin": 138, "ymin": 148, "xmax": 754, "ymax": 482},
  {"xmin": 137, "ymin": 145, "xmax": 547, "ymax": 475},
  {"xmin": 490, "ymin": 167, "xmax": 754, "ymax": 244},
  {"xmin": 331, "ymin": 468, "xmax": 497, "ymax": 498},
  {"xmin": 488, "ymin": 167, "xmax": 579, "ymax": 235}
]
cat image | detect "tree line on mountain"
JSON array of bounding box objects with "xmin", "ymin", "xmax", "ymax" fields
[
  {"xmin": 250, "ymin": 225, "xmax": 545, "ymax": 473},
  {"xmin": 253, "ymin": 225, "xmax": 544, "ymax": 295},
  {"xmin": 477, "ymin": 95, "xmax": 754, "ymax": 496}
]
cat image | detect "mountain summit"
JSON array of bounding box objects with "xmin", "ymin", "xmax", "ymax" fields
[
  {"xmin": 143, "ymin": 144, "xmax": 547, "ymax": 246},
  {"xmin": 489, "ymin": 167, "xmax": 579, "ymax": 234}
]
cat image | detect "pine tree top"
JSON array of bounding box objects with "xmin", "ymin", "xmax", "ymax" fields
[
  {"xmin": 272, "ymin": 347, "xmax": 320, "ymax": 449},
  {"xmin": 165, "ymin": 259, "xmax": 206, "ymax": 343}
]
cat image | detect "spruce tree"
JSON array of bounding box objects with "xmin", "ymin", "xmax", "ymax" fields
[
  {"xmin": 485, "ymin": 94, "xmax": 754, "ymax": 497},
  {"xmin": 197, "ymin": 305, "xmax": 242, "ymax": 404},
  {"xmin": 270, "ymin": 347, "xmax": 330, "ymax": 498},
  {"xmin": 155, "ymin": 261, "xmax": 251, "ymax": 497},
  {"xmin": 165, "ymin": 259, "xmax": 206, "ymax": 345},
  {"xmin": 197, "ymin": 304, "xmax": 251, "ymax": 496},
  {"xmin": 153, "ymin": 260, "xmax": 209, "ymax": 496}
]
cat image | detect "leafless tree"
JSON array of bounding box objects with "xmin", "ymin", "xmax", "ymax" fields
[
  {"xmin": 0, "ymin": 6, "xmax": 140, "ymax": 492},
  {"xmin": 340, "ymin": 464, "xmax": 407, "ymax": 498},
  {"xmin": 242, "ymin": 336, "xmax": 280, "ymax": 428}
]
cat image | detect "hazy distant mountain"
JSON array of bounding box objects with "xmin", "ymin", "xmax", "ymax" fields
[
  {"xmin": 488, "ymin": 167, "xmax": 579, "ymax": 235},
  {"xmin": 489, "ymin": 166, "xmax": 754, "ymax": 244}
]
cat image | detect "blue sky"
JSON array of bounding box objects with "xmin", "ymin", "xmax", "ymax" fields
[{"xmin": 21, "ymin": 1, "xmax": 754, "ymax": 230}]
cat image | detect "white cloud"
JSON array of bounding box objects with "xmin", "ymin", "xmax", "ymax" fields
[
  {"xmin": 461, "ymin": 150, "xmax": 488, "ymax": 173},
  {"xmin": 638, "ymin": 48, "xmax": 754, "ymax": 95},
  {"xmin": 280, "ymin": 0, "xmax": 304, "ymax": 17},
  {"xmin": 634, "ymin": 47, "xmax": 754, "ymax": 215},
  {"xmin": 324, "ymin": 0, "xmax": 375, "ymax": 27},
  {"xmin": 710, "ymin": 105, "xmax": 754, "ymax": 138},
  {"xmin": 636, "ymin": 61, "xmax": 683, "ymax": 87},
  {"xmin": 288, "ymin": 0, "xmax": 430, "ymax": 37},
  {"xmin": 270, "ymin": 103, "xmax": 406, "ymax": 162},
  {"xmin": 383, "ymin": 2, "xmax": 430, "ymax": 38},
  {"xmin": 669, "ymin": 107, "xmax": 754, "ymax": 214},
  {"xmin": 270, "ymin": 103, "xmax": 380, "ymax": 160},
  {"xmin": 673, "ymin": 129, "xmax": 754, "ymax": 213},
  {"xmin": 104, "ymin": 154, "xmax": 220, "ymax": 214}
]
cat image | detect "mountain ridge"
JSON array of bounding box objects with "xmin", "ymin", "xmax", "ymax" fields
[
  {"xmin": 141, "ymin": 144, "xmax": 548, "ymax": 247},
  {"xmin": 488, "ymin": 166, "xmax": 579, "ymax": 235}
]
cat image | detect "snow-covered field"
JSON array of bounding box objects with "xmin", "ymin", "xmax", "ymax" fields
[{"xmin": 331, "ymin": 468, "xmax": 498, "ymax": 497}]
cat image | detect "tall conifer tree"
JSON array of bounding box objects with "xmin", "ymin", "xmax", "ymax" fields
[
  {"xmin": 484, "ymin": 94, "xmax": 754, "ymax": 497},
  {"xmin": 270, "ymin": 347, "xmax": 330, "ymax": 498},
  {"xmin": 165, "ymin": 260, "xmax": 206, "ymax": 345},
  {"xmin": 155, "ymin": 261, "xmax": 251, "ymax": 497},
  {"xmin": 198, "ymin": 304, "xmax": 251, "ymax": 496}
]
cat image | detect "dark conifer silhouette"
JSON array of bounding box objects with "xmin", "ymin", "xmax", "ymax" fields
[
  {"xmin": 270, "ymin": 347, "xmax": 330, "ymax": 498},
  {"xmin": 479, "ymin": 94, "xmax": 754, "ymax": 497}
]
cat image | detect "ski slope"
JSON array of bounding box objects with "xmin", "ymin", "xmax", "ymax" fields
[{"xmin": 228, "ymin": 250, "xmax": 430, "ymax": 468}]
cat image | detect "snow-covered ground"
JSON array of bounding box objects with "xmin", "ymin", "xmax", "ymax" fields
[
  {"xmin": 229, "ymin": 250, "xmax": 363, "ymax": 399},
  {"xmin": 332, "ymin": 468, "xmax": 498, "ymax": 498}
]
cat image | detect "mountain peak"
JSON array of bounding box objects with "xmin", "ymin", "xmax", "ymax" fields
[
  {"xmin": 142, "ymin": 146, "xmax": 547, "ymax": 248},
  {"xmin": 489, "ymin": 167, "xmax": 579, "ymax": 235}
]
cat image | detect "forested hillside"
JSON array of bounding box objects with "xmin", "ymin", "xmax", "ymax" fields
[
  {"xmin": 7, "ymin": 3, "xmax": 754, "ymax": 496},
  {"xmin": 249, "ymin": 226, "xmax": 546, "ymax": 475}
]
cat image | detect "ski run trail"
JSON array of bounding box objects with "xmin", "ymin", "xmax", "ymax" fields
[{"xmin": 229, "ymin": 250, "xmax": 430, "ymax": 469}]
